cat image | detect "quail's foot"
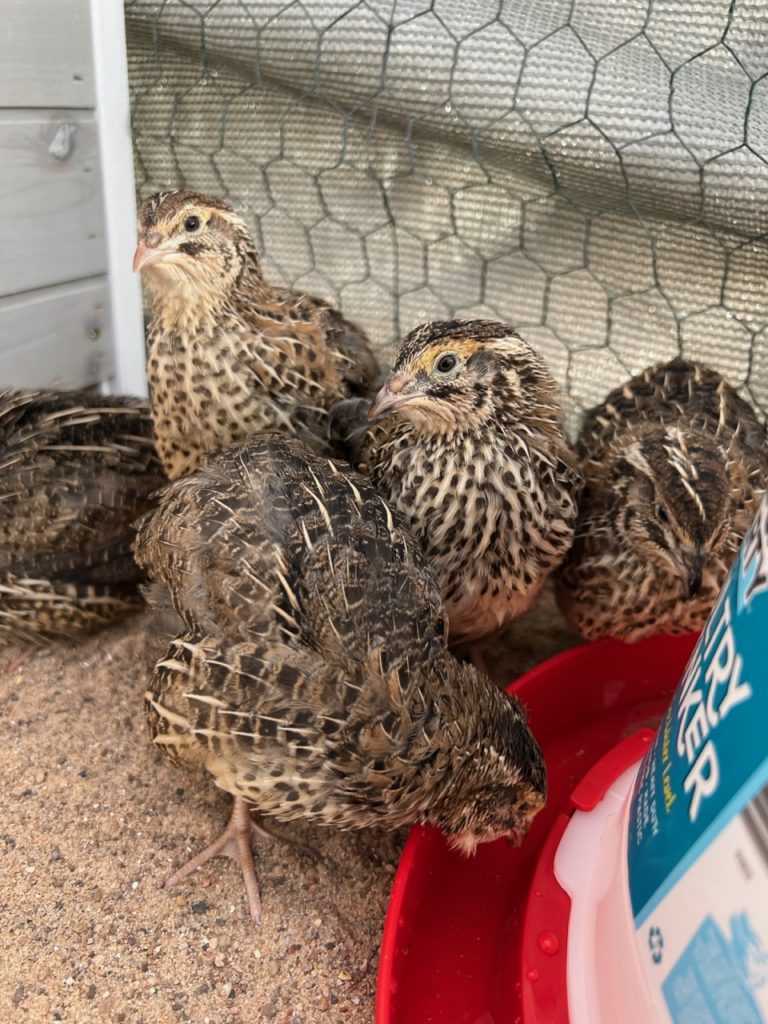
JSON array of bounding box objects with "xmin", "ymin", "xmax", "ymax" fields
[
  {"xmin": 248, "ymin": 814, "xmax": 320, "ymax": 865},
  {"xmin": 161, "ymin": 797, "xmax": 263, "ymax": 924},
  {"xmin": 160, "ymin": 797, "xmax": 320, "ymax": 924},
  {"xmin": 2, "ymin": 648, "xmax": 35, "ymax": 676}
]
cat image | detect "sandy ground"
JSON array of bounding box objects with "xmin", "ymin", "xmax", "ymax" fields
[{"xmin": 0, "ymin": 589, "xmax": 579, "ymax": 1024}]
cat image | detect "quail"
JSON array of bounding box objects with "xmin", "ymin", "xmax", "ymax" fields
[
  {"xmin": 0, "ymin": 387, "xmax": 165, "ymax": 646},
  {"xmin": 133, "ymin": 189, "xmax": 379, "ymax": 479},
  {"xmin": 336, "ymin": 320, "xmax": 581, "ymax": 657},
  {"xmin": 556, "ymin": 357, "xmax": 768, "ymax": 642},
  {"xmin": 135, "ymin": 432, "xmax": 546, "ymax": 923}
]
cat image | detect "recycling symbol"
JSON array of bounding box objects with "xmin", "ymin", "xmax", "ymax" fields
[{"xmin": 649, "ymin": 926, "xmax": 664, "ymax": 964}]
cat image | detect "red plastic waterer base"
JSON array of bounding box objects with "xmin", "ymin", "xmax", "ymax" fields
[{"xmin": 376, "ymin": 632, "xmax": 699, "ymax": 1024}]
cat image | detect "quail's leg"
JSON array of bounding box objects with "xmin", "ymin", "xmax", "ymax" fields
[
  {"xmin": 3, "ymin": 648, "xmax": 34, "ymax": 676},
  {"xmin": 161, "ymin": 797, "xmax": 263, "ymax": 924},
  {"xmin": 248, "ymin": 815, "xmax": 320, "ymax": 864}
]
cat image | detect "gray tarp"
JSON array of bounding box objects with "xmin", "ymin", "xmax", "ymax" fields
[{"xmin": 125, "ymin": 0, "xmax": 768, "ymax": 431}]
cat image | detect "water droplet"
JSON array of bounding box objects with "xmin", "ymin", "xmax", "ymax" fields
[
  {"xmin": 526, "ymin": 968, "xmax": 540, "ymax": 982},
  {"xmin": 537, "ymin": 931, "xmax": 560, "ymax": 956}
]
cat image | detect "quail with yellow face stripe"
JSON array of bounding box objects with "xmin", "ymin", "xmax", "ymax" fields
[
  {"xmin": 134, "ymin": 189, "xmax": 378, "ymax": 479},
  {"xmin": 556, "ymin": 357, "xmax": 768, "ymax": 642},
  {"xmin": 135, "ymin": 433, "xmax": 546, "ymax": 923},
  {"xmin": 346, "ymin": 320, "xmax": 581, "ymax": 655}
]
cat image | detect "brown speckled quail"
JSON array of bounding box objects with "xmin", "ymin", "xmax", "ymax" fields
[
  {"xmin": 556, "ymin": 357, "xmax": 768, "ymax": 642},
  {"xmin": 134, "ymin": 433, "xmax": 546, "ymax": 923},
  {"xmin": 335, "ymin": 320, "xmax": 581, "ymax": 659},
  {"xmin": 133, "ymin": 189, "xmax": 379, "ymax": 479},
  {"xmin": 0, "ymin": 387, "xmax": 164, "ymax": 646}
]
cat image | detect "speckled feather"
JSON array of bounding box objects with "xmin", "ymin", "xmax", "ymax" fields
[
  {"xmin": 0, "ymin": 388, "xmax": 165, "ymax": 645},
  {"xmin": 557, "ymin": 358, "xmax": 768, "ymax": 641},
  {"xmin": 350, "ymin": 321, "xmax": 582, "ymax": 645},
  {"xmin": 135, "ymin": 433, "xmax": 546, "ymax": 849},
  {"xmin": 138, "ymin": 190, "xmax": 378, "ymax": 479}
]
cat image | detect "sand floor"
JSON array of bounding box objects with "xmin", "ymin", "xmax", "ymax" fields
[{"xmin": 1, "ymin": 590, "xmax": 579, "ymax": 1024}]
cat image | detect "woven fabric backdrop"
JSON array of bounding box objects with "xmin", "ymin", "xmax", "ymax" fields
[{"xmin": 124, "ymin": 0, "xmax": 768, "ymax": 432}]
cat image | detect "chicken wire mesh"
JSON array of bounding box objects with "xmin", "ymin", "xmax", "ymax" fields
[{"xmin": 124, "ymin": 0, "xmax": 768, "ymax": 431}]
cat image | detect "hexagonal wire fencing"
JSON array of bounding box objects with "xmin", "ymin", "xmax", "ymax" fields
[{"xmin": 125, "ymin": 0, "xmax": 768, "ymax": 433}]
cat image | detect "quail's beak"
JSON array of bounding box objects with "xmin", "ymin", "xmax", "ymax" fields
[
  {"xmin": 367, "ymin": 373, "xmax": 425, "ymax": 420},
  {"xmin": 681, "ymin": 547, "xmax": 707, "ymax": 598},
  {"xmin": 132, "ymin": 232, "xmax": 174, "ymax": 272},
  {"xmin": 505, "ymin": 800, "xmax": 543, "ymax": 846}
]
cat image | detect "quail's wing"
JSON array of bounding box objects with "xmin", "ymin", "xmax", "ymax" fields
[
  {"xmin": 277, "ymin": 288, "xmax": 380, "ymax": 394},
  {"xmin": 0, "ymin": 389, "xmax": 164, "ymax": 585},
  {"xmin": 319, "ymin": 306, "xmax": 381, "ymax": 396},
  {"xmin": 134, "ymin": 443, "xmax": 279, "ymax": 641},
  {"xmin": 143, "ymin": 621, "xmax": 441, "ymax": 830}
]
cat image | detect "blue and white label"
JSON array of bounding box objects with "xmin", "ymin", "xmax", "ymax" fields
[
  {"xmin": 662, "ymin": 915, "xmax": 765, "ymax": 1024},
  {"xmin": 639, "ymin": 791, "xmax": 768, "ymax": 1023}
]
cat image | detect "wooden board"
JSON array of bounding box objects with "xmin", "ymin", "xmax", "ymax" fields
[
  {"xmin": 0, "ymin": 0, "xmax": 95, "ymax": 108},
  {"xmin": 0, "ymin": 278, "xmax": 116, "ymax": 389},
  {"xmin": 0, "ymin": 111, "xmax": 108, "ymax": 297}
]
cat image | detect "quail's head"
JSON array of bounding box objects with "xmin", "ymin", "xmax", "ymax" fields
[
  {"xmin": 368, "ymin": 320, "xmax": 560, "ymax": 437},
  {"xmin": 133, "ymin": 189, "xmax": 256, "ymax": 305},
  {"xmin": 611, "ymin": 427, "xmax": 731, "ymax": 597},
  {"xmin": 426, "ymin": 674, "xmax": 547, "ymax": 856}
]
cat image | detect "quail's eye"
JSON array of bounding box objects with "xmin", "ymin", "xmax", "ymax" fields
[
  {"xmin": 434, "ymin": 353, "xmax": 459, "ymax": 375},
  {"xmin": 184, "ymin": 214, "xmax": 201, "ymax": 232}
]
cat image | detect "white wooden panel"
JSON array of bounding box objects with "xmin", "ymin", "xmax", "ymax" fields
[
  {"xmin": 0, "ymin": 278, "xmax": 114, "ymax": 390},
  {"xmin": 0, "ymin": 111, "xmax": 107, "ymax": 297},
  {"xmin": 90, "ymin": 0, "xmax": 148, "ymax": 396},
  {"xmin": 0, "ymin": 0, "xmax": 95, "ymax": 108}
]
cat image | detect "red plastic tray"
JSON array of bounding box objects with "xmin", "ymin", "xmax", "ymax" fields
[{"xmin": 377, "ymin": 633, "xmax": 698, "ymax": 1024}]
